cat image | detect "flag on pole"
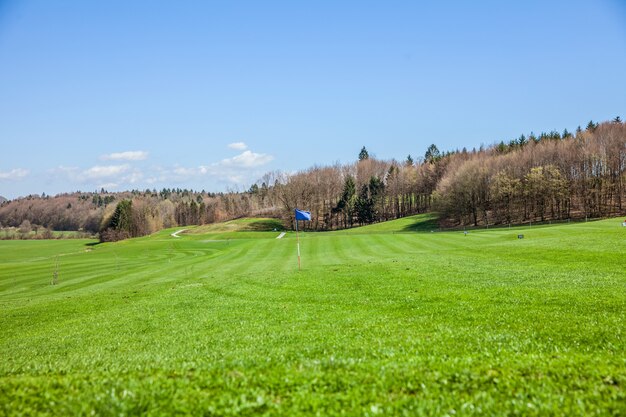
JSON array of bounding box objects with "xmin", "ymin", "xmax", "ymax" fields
[
  {"xmin": 295, "ymin": 209, "xmax": 311, "ymax": 221},
  {"xmin": 294, "ymin": 209, "xmax": 311, "ymax": 270}
]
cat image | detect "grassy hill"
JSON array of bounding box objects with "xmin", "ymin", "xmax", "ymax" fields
[{"xmin": 0, "ymin": 215, "xmax": 625, "ymax": 415}]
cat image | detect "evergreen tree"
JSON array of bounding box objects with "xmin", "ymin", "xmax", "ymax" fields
[
  {"xmin": 108, "ymin": 200, "xmax": 133, "ymax": 233},
  {"xmin": 562, "ymin": 128, "xmax": 571, "ymax": 138},
  {"xmin": 355, "ymin": 176, "xmax": 385, "ymax": 225},
  {"xmin": 549, "ymin": 130, "xmax": 561, "ymax": 140},
  {"xmin": 586, "ymin": 120, "xmax": 598, "ymax": 132},
  {"xmin": 358, "ymin": 146, "xmax": 369, "ymax": 161},
  {"xmin": 406, "ymin": 154, "xmax": 414, "ymax": 166},
  {"xmin": 355, "ymin": 186, "xmax": 373, "ymax": 225},
  {"xmin": 333, "ymin": 176, "xmax": 357, "ymax": 227},
  {"xmin": 189, "ymin": 200, "xmax": 199, "ymax": 224},
  {"xmin": 100, "ymin": 199, "xmax": 134, "ymax": 241},
  {"xmin": 613, "ymin": 116, "xmax": 622, "ymax": 124},
  {"xmin": 424, "ymin": 144, "xmax": 440, "ymax": 163}
]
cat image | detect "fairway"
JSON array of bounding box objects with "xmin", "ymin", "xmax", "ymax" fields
[{"xmin": 1, "ymin": 216, "xmax": 625, "ymax": 416}]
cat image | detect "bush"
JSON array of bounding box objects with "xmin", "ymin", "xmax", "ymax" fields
[
  {"xmin": 99, "ymin": 228, "xmax": 131, "ymax": 242},
  {"xmin": 19, "ymin": 220, "xmax": 32, "ymax": 234}
]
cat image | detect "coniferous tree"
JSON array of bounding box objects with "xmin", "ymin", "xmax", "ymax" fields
[
  {"xmin": 333, "ymin": 176, "xmax": 357, "ymax": 227},
  {"xmin": 424, "ymin": 144, "xmax": 440, "ymax": 163},
  {"xmin": 108, "ymin": 200, "xmax": 133, "ymax": 232},
  {"xmin": 358, "ymin": 146, "xmax": 369, "ymax": 161},
  {"xmin": 100, "ymin": 200, "xmax": 133, "ymax": 242},
  {"xmin": 562, "ymin": 128, "xmax": 571, "ymax": 138},
  {"xmin": 586, "ymin": 120, "xmax": 598, "ymax": 132}
]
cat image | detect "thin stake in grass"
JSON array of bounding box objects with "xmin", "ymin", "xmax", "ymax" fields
[{"xmin": 51, "ymin": 256, "xmax": 59, "ymax": 285}]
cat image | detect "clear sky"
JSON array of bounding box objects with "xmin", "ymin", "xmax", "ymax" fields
[{"xmin": 1, "ymin": 0, "xmax": 625, "ymax": 199}]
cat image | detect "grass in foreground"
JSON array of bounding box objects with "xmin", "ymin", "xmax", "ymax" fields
[{"xmin": 0, "ymin": 215, "xmax": 625, "ymax": 416}]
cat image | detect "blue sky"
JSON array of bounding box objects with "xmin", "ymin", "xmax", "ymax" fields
[{"xmin": 1, "ymin": 0, "xmax": 625, "ymax": 199}]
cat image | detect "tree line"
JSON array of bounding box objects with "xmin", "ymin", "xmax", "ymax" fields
[
  {"xmin": 0, "ymin": 188, "xmax": 281, "ymax": 241},
  {"xmin": 435, "ymin": 119, "xmax": 626, "ymax": 226},
  {"xmin": 1, "ymin": 117, "xmax": 624, "ymax": 240},
  {"xmin": 265, "ymin": 118, "xmax": 626, "ymax": 229}
]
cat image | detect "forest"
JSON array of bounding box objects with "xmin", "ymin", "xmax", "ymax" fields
[{"xmin": 1, "ymin": 118, "xmax": 624, "ymax": 240}]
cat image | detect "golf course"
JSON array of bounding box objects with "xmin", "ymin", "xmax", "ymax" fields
[{"xmin": 0, "ymin": 214, "xmax": 624, "ymax": 416}]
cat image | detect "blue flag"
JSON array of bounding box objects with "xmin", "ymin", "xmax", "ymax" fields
[{"xmin": 295, "ymin": 209, "xmax": 311, "ymax": 221}]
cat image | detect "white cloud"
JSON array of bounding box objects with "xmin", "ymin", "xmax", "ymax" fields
[
  {"xmin": 161, "ymin": 149, "xmax": 274, "ymax": 185},
  {"xmin": 226, "ymin": 174, "xmax": 245, "ymax": 183},
  {"xmin": 228, "ymin": 142, "xmax": 248, "ymax": 151},
  {"xmin": 101, "ymin": 151, "xmax": 148, "ymax": 161},
  {"xmin": 96, "ymin": 182, "xmax": 120, "ymax": 189},
  {"xmin": 53, "ymin": 166, "xmax": 79, "ymax": 173},
  {"xmin": 0, "ymin": 168, "xmax": 29, "ymax": 180},
  {"xmin": 220, "ymin": 150, "xmax": 274, "ymax": 168},
  {"xmin": 125, "ymin": 169, "xmax": 144, "ymax": 184},
  {"xmin": 49, "ymin": 166, "xmax": 80, "ymax": 181},
  {"xmin": 46, "ymin": 146, "xmax": 273, "ymax": 191},
  {"xmin": 83, "ymin": 165, "xmax": 130, "ymax": 180},
  {"xmin": 47, "ymin": 164, "xmax": 143, "ymax": 191},
  {"xmin": 172, "ymin": 167, "xmax": 198, "ymax": 177}
]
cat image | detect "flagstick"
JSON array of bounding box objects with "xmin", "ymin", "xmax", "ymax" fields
[{"xmin": 296, "ymin": 218, "xmax": 301, "ymax": 271}]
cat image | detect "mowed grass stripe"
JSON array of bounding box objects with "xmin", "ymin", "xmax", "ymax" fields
[
  {"xmin": 313, "ymin": 234, "xmax": 369, "ymax": 266},
  {"xmin": 366, "ymin": 233, "xmax": 415, "ymax": 258}
]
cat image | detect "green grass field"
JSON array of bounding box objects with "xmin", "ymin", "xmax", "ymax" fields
[{"xmin": 1, "ymin": 215, "xmax": 624, "ymax": 416}]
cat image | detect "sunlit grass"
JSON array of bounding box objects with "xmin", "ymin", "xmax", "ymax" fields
[{"xmin": 1, "ymin": 215, "xmax": 624, "ymax": 415}]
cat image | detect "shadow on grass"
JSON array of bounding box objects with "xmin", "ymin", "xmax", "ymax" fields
[
  {"xmin": 400, "ymin": 214, "xmax": 441, "ymax": 232},
  {"xmin": 246, "ymin": 219, "xmax": 285, "ymax": 232}
]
